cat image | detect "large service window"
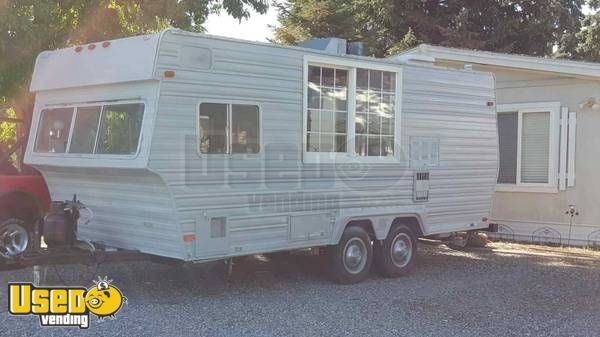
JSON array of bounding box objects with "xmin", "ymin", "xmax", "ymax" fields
[
  {"xmin": 355, "ymin": 68, "xmax": 395, "ymax": 157},
  {"xmin": 34, "ymin": 102, "xmax": 144, "ymax": 155},
  {"xmin": 199, "ymin": 103, "xmax": 260, "ymax": 154},
  {"xmin": 304, "ymin": 60, "xmax": 398, "ymax": 162},
  {"xmin": 307, "ymin": 65, "xmax": 348, "ymax": 153}
]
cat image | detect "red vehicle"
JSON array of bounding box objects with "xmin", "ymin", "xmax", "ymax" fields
[{"xmin": 0, "ymin": 122, "xmax": 51, "ymax": 260}]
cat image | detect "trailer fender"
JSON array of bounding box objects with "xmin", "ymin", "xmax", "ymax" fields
[{"xmin": 331, "ymin": 211, "xmax": 426, "ymax": 244}]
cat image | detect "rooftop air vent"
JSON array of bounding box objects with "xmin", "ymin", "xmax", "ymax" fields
[
  {"xmin": 299, "ymin": 38, "xmax": 347, "ymax": 55},
  {"xmin": 346, "ymin": 42, "xmax": 365, "ymax": 56}
]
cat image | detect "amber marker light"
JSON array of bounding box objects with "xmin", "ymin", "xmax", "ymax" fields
[
  {"xmin": 164, "ymin": 70, "xmax": 176, "ymax": 78},
  {"xmin": 183, "ymin": 234, "xmax": 196, "ymax": 242}
]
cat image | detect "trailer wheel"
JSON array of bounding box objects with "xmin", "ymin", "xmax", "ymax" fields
[
  {"xmin": 0, "ymin": 218, "xmax": 32, "ymax": 260},
  {"xmin": 374, "ymin": 225, "xmax": 417, "ymax": 277},
  {"xmin": 328, "ymin": 226, "xmax": 373, "ymax": 284}
]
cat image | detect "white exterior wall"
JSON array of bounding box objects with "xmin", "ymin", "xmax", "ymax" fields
[
  {"xmin": 436, "ymin": 60, "xmax": 600, "ymax": 246},
  {"xmin": 26, "ymin": 81, "xmax": 185, "ymax": 259},
  {"xmin": 151, "ymin": 31, "xmax": 497, "ymax": 260}
]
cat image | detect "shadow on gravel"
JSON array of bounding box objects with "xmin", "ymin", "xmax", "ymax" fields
[{"xmin": 1, "ymin": 241, "xmax": 599, "ymax": 305}]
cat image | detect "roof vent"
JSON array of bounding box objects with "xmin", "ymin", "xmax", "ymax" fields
[
  {"xmin": 346, "ymin": 42, "xmax": 364, "ymax": 56},
  {"xmin": 299, "ymin": 38, "xmax": 347, "ymax": 55}
]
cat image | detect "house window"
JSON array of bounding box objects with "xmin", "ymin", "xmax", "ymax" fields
[
  {"xmin": 520, "ymin": 112, "xmax": 550, "ymax": 183},
  {"xmin": 306, "ymin": 65, "xmax": 348, "ymax": 153},
  {"xmin": 304, "ymin": 58, "xmax": 399, "ymax": 163},
  {"xmin": 496, "ymin": 102, "xmax": 559, "ymax": 192},
  {"xmin": 199, "ymin": 103, "xmax": 260, "ymax": 154},
  {"xmin": 34, "ymin": 102, "xmax": 145, "ymax": 156},
  {"xmin": 497, "ymin": 111, "xmax": 518, "ymax": 184}
]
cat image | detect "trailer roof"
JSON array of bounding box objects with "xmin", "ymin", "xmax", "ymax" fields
[{"xmin": 30, "ymin": 30, "xmax": 489, "ymax": 93}]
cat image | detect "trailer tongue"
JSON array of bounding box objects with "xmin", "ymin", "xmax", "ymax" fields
[{"xmin": 0, "ymin": 198, "xmax": 146, "ymax": 272}]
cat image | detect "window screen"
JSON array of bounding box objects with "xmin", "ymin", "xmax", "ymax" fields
[
  {"xmin": 69, "ymin": 106, "xmax": 101, "ymax": 154},
  {"xmin": 521, "ymin": 112, "xmax": 550, "ymax": 183},
  {"xmin": 306, "ymin": 65, "xmax": 348, "ymax": 153},
  {"xmin": 35, "ymin": 108, "xmax": 74, "ymax": 153},
  {"xmin": 199, "ymin": 103, "xmax": 260, "ymax": 154},
  {"xmin": 497, "ymin": 111, "xmax": 518, "ymax": 184},
  {"xmin": 355, "ymin": 69, "xmax": 395, "ymax": 156},
  {"xmin": 95, "ymin": 103, "xmax": 144, "ymax": 155}
]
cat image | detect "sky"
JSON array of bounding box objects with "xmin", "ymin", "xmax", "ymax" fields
[{"xmin": 204, "ymin": 6, "xmax": 279, "ymax": 42}]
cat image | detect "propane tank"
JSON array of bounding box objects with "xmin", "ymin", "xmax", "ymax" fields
[{"xmin": 43, "ymin": 196, "xmax": 81, "ymax": 247}]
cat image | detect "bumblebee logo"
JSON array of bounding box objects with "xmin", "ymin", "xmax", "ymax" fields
[{"xmin": 8, "ymin": 276, "xmax": 126, "ymax": 329}]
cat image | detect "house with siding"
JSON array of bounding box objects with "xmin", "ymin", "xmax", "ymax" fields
[{"xmin": 395, "ymin": 45, "xmax": 600, "ymax": 246}]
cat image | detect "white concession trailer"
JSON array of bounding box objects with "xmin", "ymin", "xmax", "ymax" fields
[{"xmin": 24, "ymin": 29, "xmax": 498, "ymax": 283}]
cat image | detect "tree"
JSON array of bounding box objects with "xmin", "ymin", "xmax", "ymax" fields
[
  {"xmin": 386, "ymin": 28, "xmax": 421, "ymax": 56},
  {"xmin": 0, "ymin": 0, "xmax": 269, "ymax": 124},
  {"xmin": 274, "ymin": 0, "xmax": 587, "ymax": 57},
  {"xmin": 274, "ymin": 0, "xmax": 356, "ymax": 45},
  {"xmin": 564, "ymin": 3, "xmax": 600, "ymax": 61}
]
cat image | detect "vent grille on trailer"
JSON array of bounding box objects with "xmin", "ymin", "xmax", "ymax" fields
[
  {"xmin": 210, "ymin": 217, "xmax": 226, "ymax": 238},
  {"xmin": 413, "ymin": 171, "xmax": 430, "ymax": 202}
]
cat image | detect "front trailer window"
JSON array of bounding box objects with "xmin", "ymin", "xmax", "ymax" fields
[
  {"xmin": 34, "ymin": 103, "xmax": 144, "ymax": 156},
  {"xmin": 96, "ymin": 104, "xmax": 144, "ymax": 155},
  {"xmin": 35, "ymin": 108, "xmax": 74, "ymax": 153},
  {"xmin": 69, "ymin": 106, "xmax": 101, "ymax": 154}
]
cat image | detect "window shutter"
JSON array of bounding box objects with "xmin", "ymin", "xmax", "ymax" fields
[
  {"xmin": 521, "ymin": 112, "xmax": 550, "ymax": 183},
  {"xmin": 567, "ymin": 112, "xmax": 577, "ymax": 187},
  {"xmin": 558, "ymin": 108, "xmax": 568, "ymax": 190}
]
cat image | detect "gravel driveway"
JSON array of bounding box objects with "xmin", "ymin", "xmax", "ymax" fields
[{"xmin": 1, "ymin": 241, "xmax": 599, "ymax": 337}]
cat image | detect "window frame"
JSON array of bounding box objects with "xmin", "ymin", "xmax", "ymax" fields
[
  {"xmin": 496, "ymin": 101, "xmax": 560, "ymax": 193},
  {"xmin": 33, "ymin": 99, "xmax": 146, "ymax": 159},
  {"xmin": 195, "ymin": 100, "xmax": 263, "ymax": 157},
  {"xmin": 302, "ymin": 55, "xmax": 402, "ymax": 164}
]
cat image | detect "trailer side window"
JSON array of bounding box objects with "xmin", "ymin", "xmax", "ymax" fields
[
  {"xmin": 306, "ymin": 65, "xmax": 348, "ymax": 153},
  {"xmin": 199, "ymin": 103, "xmax": 260, "ymax": 154},
  {"xmin": 199, "ymin": 103, "xmax": 228, "ymax": 154},
  {"xmin": 355, "ymin": 69, "xmax": 395, "ymax": 157},
  {"xmin": 35, "ymin": 108, "xmax": 74, "ymax": 153},
  {"xmin": 95, "ymin": 103, "xmax": 145, "ymax": 155},
  {"xmin": 231, "ymin": 105, "xmax": 259, "ymax": 154}
]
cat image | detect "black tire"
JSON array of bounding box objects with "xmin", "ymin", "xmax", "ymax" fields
[
  {"xmin": 328, "ymin": 226, "xmax": 373, "ymax": 284},
  {"xmin": 0, "ymin": 218, "xmax": 33, "ymax": 260},
  {"xmin": 374, "ymin": 225, "xmax": 417, "ymax": 278}
]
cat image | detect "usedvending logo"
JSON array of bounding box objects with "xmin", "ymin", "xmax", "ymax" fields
[{"xmin": 8, "ymin": 276, "xmax": 126, "ymax": 329}]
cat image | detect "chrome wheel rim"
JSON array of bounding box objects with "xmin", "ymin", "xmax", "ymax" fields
[
  {"xmin": 343, "ymin": 238, "xmax": 367, "ymax": 274},
  {"xmin": 0, "ymin": 223, "xmax": 29, "ymax": 258},
  {"xmin": 391, "ymin": 233, "xmax": 412, "ymax": 268}
]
